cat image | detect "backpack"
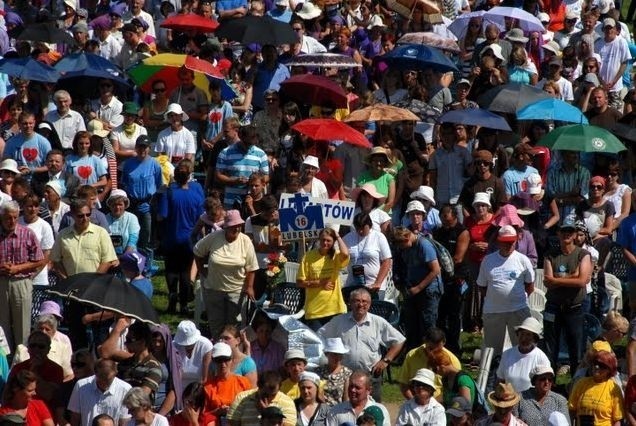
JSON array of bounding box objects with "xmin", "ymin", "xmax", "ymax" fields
[
  {"xmin": 452, "ymin": 371, "xmax": 490, "ymax": 420},
  {"xmin": 423, "ymin": 234, "xmax": 455, "ymax": 278}
]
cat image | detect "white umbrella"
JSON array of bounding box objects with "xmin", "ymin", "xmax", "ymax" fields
[
  {"xmin": 285, "ymin": 53, "xmax": 361, "ymax": 69},
  {"xmin": 484, "ymin": 6, "xmax": 546, "ymax": 33}
]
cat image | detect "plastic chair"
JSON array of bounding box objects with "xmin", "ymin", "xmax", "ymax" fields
[
  {"xmin": 284, "ymin": 262, "xmax": 300, "ymax": 284},
  {"xmin": 534, "ymin": 269, "xmax": 546, "ymax": 293},
  {"xmin": 264, "ymin": 282, "xmax": 305, "ymax": 316},
  {"xmin": 528, "ymin": 288, "xmax": 546, "ymax": 312},
  {"xmin": 31, "ymin": 285, "xmax": 50, "ymax": 325},
  {"xmin": 605, "ymin": 244, "xmax": 629, "ymax": 282},
  {"xmin": 369, "ymin": 300, "xmax": 400, "ymax": 328}
]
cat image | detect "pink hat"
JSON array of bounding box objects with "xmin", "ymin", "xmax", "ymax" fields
[
  {"xmin": 39, "ymin": 300, "xmax": 63, "ymax": 320},
  {"xmin": 494, "ymin": 204, "xmax": 524, "ymax": 228},
  {"xmin": 223, "ymin": 210, "xmax": 245, "ymax": 228},
  {"xmin": 351, "ymin": 183, "xmax": 386, "ymax": 202}
]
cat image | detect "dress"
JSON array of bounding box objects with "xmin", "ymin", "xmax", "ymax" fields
[
  {"xmin": 516, "ymin": 389, "xmax": 570, "ymax": 425},
  {"xmin": 315, "ymin": 365, "xmax": 352, "ymax": 406}
]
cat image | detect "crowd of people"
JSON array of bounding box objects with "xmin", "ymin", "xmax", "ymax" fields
[{"xmin": 0, "ymin": 0, "xmax": 634, "ymax": 424}]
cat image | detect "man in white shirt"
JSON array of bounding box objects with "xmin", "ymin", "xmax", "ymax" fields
[
  {"xmin": 595, "ymin": 17, "xmax": 632, "ymax": 111},
  {"xmin": 122, "ymin": 0, "xmax": 156, "ymax": 38},
  {"xmin": 93, "ymin": 17, "xmax": 122, "ymax": 62},
  {"xmin": 89, "ymin": 79, "xmax": 124, "ymax": 131},
  {"xmin": 535, "ymin": 58, "xmax": 574, "ymax": 102},
  {"xmin": 290, "ymin": 19, "xmax": 327, "ymax": 54},
  {"xmin": 325, "ymin": 371, "xmax": 390, "ymax": 426},
  {"xmin": 44, "ymin": 90, "xmax": 86, "ymax": 149}
]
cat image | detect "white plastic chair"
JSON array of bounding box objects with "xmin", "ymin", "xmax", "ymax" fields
[
  {"xmin": 284, "ymin": 262, "xmax": 300, "ymax": 283},
  {"xmin": 534, "ymin": 268, "xmax": 546, "ymax": 293},
  {"xmin": 528, "ymin": 288, "xmax": 547, "ymax": 312},
  {"xmin": 476, "ymin": 347, "xmax": 494, "ymax": 394}
]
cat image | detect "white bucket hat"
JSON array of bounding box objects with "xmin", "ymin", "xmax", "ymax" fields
[
  {"xmin": 296, "ymin": 1, "xmax": 322, "ymax": 20},
  {"xmin": 472, "ymin": 192, "xmax": 491, "ymax": 208},
  {"xmin": 164, "ymin": 103, "xmax": 190, "ymax": 122},
  {"xmin": 0, "ymin": 159, "xmax": 20, "ymax": 175},
  {"xmin": 405, "ymin": 200, "xmax": 426, "ymax": 214},
  {"xmin": 323, "ymin": 337, "xmax": 349, "ymax": 354},
  {"xmin": 515, "ymin": 317, "xmax": 543, "ymax": 337},
  {"xmin": 303, "ymin": 155, "xmax": 320, "ymax": 169},
  {"xmin": 284, "ymin": 348, "xmax": 307, "ymax": 364},
  {"xmin": 411, "ymin": 368, "xmax": 436, "ymax": 389},
  {"xmin": 410, "ymin": 186, "xmax": 436, "ymax": 205},
  {"xmin": 173, "ymin": 320, "xmax": 201, "ymax": 346}
]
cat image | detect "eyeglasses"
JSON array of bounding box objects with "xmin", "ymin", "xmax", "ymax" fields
[
  {"xmin": 593, "ymin": 363, "xmax": 610, "ymax": 370},
  {"xmin": 590, "ymin": 185, "xmax": 604, "ymax": 190},
  {"xmin": 214, "ymin": 357, "xmax": 232, "ymax": 363},
  {"xmin": 608, "ymin": 172, "xmax": 619, "ymax": 177},
  {"xmin": 28, "ymin": 343, "xmax": 47, "ymax": 349},
  {"xmin": 536, "ymin": 375, "xmax": 554, "ymax": 382},
  {"xmin": 153, "ymin": 87, "xmax": 166, "ymax": 93},
  {"xmin": 75, "ymin": 213, "xmax": 91, "ymax": 218},
  {"xmin": 475, "ymin": 161, "xmax": 490, "ymax": 167},
  {"xmin": 292, "ymin": 27, "xmax": 303, "ymax": 31}
]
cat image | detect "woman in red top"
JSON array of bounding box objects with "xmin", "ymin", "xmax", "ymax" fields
[
  {"xmin": 0, "ymin": 370, "xmax": 54, "ymax": 426},
  {"xmin": 464, "ymin": 192, "xmax": 495, "ymax": 331},
  {"xmin": 169, "ymin": 382, "xmax": 217, "ymax": 426}
]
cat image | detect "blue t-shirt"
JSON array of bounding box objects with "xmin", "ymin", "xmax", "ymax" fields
[
  {"xmin": 121, "ymin": 156, "xmax": 163, "ymax": 214},
  {"xmin": 401, "ymin": 235, "xmax": 442, "ymax": 291},
  {"xmin": 130, "ymin": 277, "xmax": 153, "ymax": 299},
  {"xmin": 502, "ymin": 166, "xmax": 539, "ymax": 197},
  {"xmin": 216, "ymin": 0, "xmax": 247, "ymax": 11},
  {"xmin": 66, "ymin": 154, "xmax": 108, "ymax": 185},
  {"xmin": 4, "ymin": 133, "xmax": 52, "ymax": 170},
  {"xmin": 157, "ymin": 181, "xmax": 205, "ymax": 247},
  {"xmin": 617, "ymin": 213, "xmax": 636, "ymax": 282}
]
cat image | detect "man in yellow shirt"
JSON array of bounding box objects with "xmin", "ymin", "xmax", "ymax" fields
[
  {"xmin": 397, "ymin": 327, "xmax": 461, "ymax": 399},
  {"xmin": 280, "ymin": 349, "xmax": 324, "ymax": 399}
]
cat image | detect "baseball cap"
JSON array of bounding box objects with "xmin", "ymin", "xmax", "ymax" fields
[
  {"xmin": 602, "ymin": 17, "xmax": 616, "ymax": 28},
  {"xmin": 136, "ymin": 134, "xmax": 151, "ymax": 147}
]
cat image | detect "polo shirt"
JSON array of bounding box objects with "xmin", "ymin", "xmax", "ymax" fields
[
  {"xmin": 50, "ymin": 222, "xmax": 118, "ymax": 275},
  {"xmin": 203, "ymin": 374, "xmax": 252, "ymax": 414},
  {"xmin": 397, "ymin": 345, "xmax": 461, "ymax": 398},
  {"xmin": 215, "ymin": 143, "xmax": 269, "ymax": 208},
  {"xmin": 90, "ymin": 96, "xmax": 124, "ymax": 128},
  {"xmin": 326, "ymin": 398, "xmax": 390, "ymax": 426},
  {"xmin": 68, "ymin": 375, "xmax": 131, "ymax": 426},
  {"xmin": 44, "ymin": 109, "xmax": 86, "ymax": 149},
  {"xmin": 227, "ymin": 389, "xmax": 296, "ymax": 426}
]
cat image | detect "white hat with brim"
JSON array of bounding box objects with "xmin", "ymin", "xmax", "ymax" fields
[
  {"xmin": 284, "ymin": 348, "xmax": 307, "ymax": 364},
  {"xmin": 410, "ymin": 185, "xmax": 435, "ymax": 205},
  {"xmin": 296, "ymin": 1, "xmax": 322, "ymax": 20},
  {"xmin": 211, "ymin": 342, "xmax": 232, "ymax": 359},
  {"xmin": 472, "ymin": 192, "xmax": 491, "ymax": 208},
  {"xmin": 351, "ymin": 183, "xmax": 385, "ymax": 203},
  {"xmin": 87, "ymin": 119, "xmax": 109, "ymax": 138},
  {"xmin": 45, "ymin": 180, "xmax": 64, "ymax": 197},
  {"xmin": 541, "ymin": 41, "xmax": 560, "ymax": 54},
  {"xmin": 0, "ymin": 159, "xmax": 20, "ymax": 175},
  {"xmin": 505, "ymin": 28, "xmax": 529, "ymax": 43},
  {"xmin": 405, "ymin": 200, "xmax": 426, "ymax": 214},
  {"xmin": 530, "ymin": 364, "xmax": 554, "ymax": 381},
  {"xmin": 481, "ymin": 44, "xmax": 504, "ymax": 61},
  {"xmin": 323, "ymin": 337, "xmax": 349, "ymax": 354},
  {"xmin": 173, "ymin": 320, "xmax": 201, "ymax": 346},
  {"xmin": 303, "ymin": 155, "xmax": 320, "ymax": 169},
  {"xmin": 515, "ymin": 316, "xmax": 543, "ymax": 337},
  {"xmin": 410, "ymin": 368, "xmax": 436, "ymax": 389},
  {"xmin": 164, "ymin": 103, "xmax": 189, "ymax": 122}
]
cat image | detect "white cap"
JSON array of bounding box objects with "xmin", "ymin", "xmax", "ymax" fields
[
  {"xmin": 173, "ymin": 320, "xmax": 201, "ymax": 346},
  {"xmin": 472, "ymin": 192, "xmax": 491, "ymax": 208},
  {"xmin": 599, "ymin": 0, "xmax": 612, "ymax": 14},
  {"xmin": 323, "ymin": 337, "xmax": 349, "ymax": 354},
  {"xmin": 538, "ymin": 12, "xmax": 550, "ymax": 23},
  {"xmin": 410, "ymin": 186, "xmax": 436, "ymax": 205},
  {"xmin": 303, "ymin": 155, "xmax": 320, "ymax": 169},
  {"xmin": 527, "ymin": 173, "xmax": 542, "ymax": 195},
  {"xmin": 411, "ymin": 368, "xmax": 436, "ymax": 388},
  {"xmin": 530, "ymin": 364, "xmax": 554, "ymax": 380},
  {"xmin": 284, "ymin": 348, "xmax": 307, "ymax": 364},
  {"xmin": 164, "ymin": 103, "xmax": 190, "ymax": 122},
  {"xmin": 515, "ymin": 317, "xmax": 543, "ymax": 337},
  {"xmin": 211, "ymin": 342, "xmax": 232, "ymax": 359},
  {"xmin": 299, "ymin": 371, "xmax": 321, "ymax": 387},
  {"xmin": 405, "ymin": 200, "xmax": 426, "ymax": 214}
]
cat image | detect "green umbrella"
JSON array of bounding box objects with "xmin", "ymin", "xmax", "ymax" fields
[{"xmin": 537, "ymin": 124, "xmax": 626, "ymax": 153}]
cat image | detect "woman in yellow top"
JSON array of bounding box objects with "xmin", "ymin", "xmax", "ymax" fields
[
  {"xmin": 568, "ymin": 350, "xmax": 624, "ymax": 426},
  {"xmin": 297, "ymin": 228, "xmax": 350, "ymax": 331}
]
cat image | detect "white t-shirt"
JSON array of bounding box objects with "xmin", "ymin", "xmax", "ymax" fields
[
  {"xmin": 342, "ymin": 229, "xmax": 392, "ymax": 290},
  {"xmin": 536, "ymin": 76, "xmax": 574, "ymax": 101},
  {"xmin": 301, "ymin": 177, "xmax": 328, "ymax": 199},
  {"xmin": 354, "ymin": 207, "xmax": 391, "ymax": 232},
  {"xmin": 477, "ymin": 251, "xmax": 534, "ymax": 314},
  {"xmin": 126, "ymin": 414, "xmax": 169, "ymax": 426},
  {"xmin": 595, "ymin": 36, "xmax": 632, "ymax": 92},
  {"xmin": 155, "ymin": 127, "xmax": 196, "ymax": 162},
  {"xmin": 496, "ymin": 346, "xmax": 551, "ymax": 392},
  {"xmin": 19, "ymin": 217, "xmax": 54, "ymax": 286},
  {"xmin": 176, "ymin": 336, "xmax": 213, "ymax": 389}
]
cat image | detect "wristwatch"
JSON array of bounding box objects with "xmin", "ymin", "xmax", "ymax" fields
[{"xmin": 383, "ymin": 358, "xmax": 391, "ymax": 364}]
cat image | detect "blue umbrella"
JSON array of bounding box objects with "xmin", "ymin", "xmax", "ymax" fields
[
  {"xmin": 54, "ymin": 52, "xmax": 130, "ymax": 98},
  {"xmin": 54, "ymin": 52, "xmax": 123, "ymax": 74},
  {"xmin": 0, "ymin": 57, "xmax": 60, "ymax": 83},
  {"xmin": 380, "ymin": 44, "xmax": 458, "ymax": 73},
  {"xmin": 438, "ymin": 108, "xmax": 511, "ymax": 131},
  {"xmin": 516, "ymin": 98, "xmax": 589, "ymax": 124}
]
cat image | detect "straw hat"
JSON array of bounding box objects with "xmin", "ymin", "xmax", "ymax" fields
[
  {"xmin": 487, "ymin": 382, "xmax": 520, "ymax": 408},
  {"xmin": 365, "ymin": 146, "xmax": 392, "ymax": 165}
]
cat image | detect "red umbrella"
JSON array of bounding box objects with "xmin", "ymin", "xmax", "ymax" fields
[
  {"xmin": 291, "ymin": 119, "xmax": 372, "ymax": 148},
  {"xmin": 160, "ymin": 13, "xmax": 219, "ymax": 33},
  {"xmin": 280, "ymin": 74, "xmax": 348, "ymax": 108}
]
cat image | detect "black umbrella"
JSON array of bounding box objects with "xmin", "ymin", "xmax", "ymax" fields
[
  {"xmin": 48, "ymin": 273, "xmax": 160, "ymax": 325},
  {"xmin": 215, "ymin": 15, "xmax": 297, "ymax": 46},
  {"xmin": 18, "ymin": 23, "xmax": 77, "ymax": 46},
  {"xmin": 477, "ymin": 83, "xmax": 552, "ymax": 114}
]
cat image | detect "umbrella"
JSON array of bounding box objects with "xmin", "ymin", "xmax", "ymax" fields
[
  {"xmin": 447, "ymin": 10, "xmax": 498, "ymax": 38},
  {"xmin": 285, "ymin": 53, "xmax": 361, "ymax": 69},
  {"xmin": 477, "ymin": 83, "xmax": 552, "ymax": 113},
  {"xmin": 393, "ymin": 98, "xmax": 441, "ymax": 123},
  {"xmin": 54, "ymin": 52, "xmax": 123, "ymax": 74},
  {"xmin": 537, "ymin": 124, "xmax": 627, "ymax": 153},
  {"xmin": 438, "ymin": 108, "xmax": 511, "ymax": 131},
  {"xmin": 380, "ymin": 44, "xmax": 458, "ymax": 73},
  {"xmin": 128, "ymin": 53, "xmax": 236, "ymax": 100},
  {"xmin": 48, "ymin": 273, "xmax": 160, "ymax": 325},
  {"xmin": 397, "ymin": 32, "xmax": 460, "ymax": 54},
  {"xmin": 344, "ymin": 104, "xmax": 420, "ymax": 122},
  {"xmin": 484, "ymin": 6, "xmax": 545, "ymax": 33},
  {"xmin": 280, "ymin": 74, "xmax": 348, "ymax": 108},
  {"xmin": 612, "ymin": 123, "xmax": 636, "ymax": 142},
  {"xmin": 17, "ymin": 22, "xmax": 77, "ymax": 45},
  {"xmin": 386, "ymin": 0, "xmax": 442, "ymax": 22},
  {"xmin": 160, "ymin": 13, "xmax": 219, "ymax": 33},
  {"xmin": 516, "ymin": 98, "xmax": 588, "ymax": 124},
  {"xmin": 54, "ymin": 52, "xmax": 130, "ymax": 98},
  {"xmin": 291, "ymin": 119, "xmax": 372, "ymax": 148},
  {"xmin": 215, "ymin": 15, "xmax": 297, "ymax": 46},
  {"xmin": 0, "ymin": 57, "xmax": 60, "ymax": 83}
]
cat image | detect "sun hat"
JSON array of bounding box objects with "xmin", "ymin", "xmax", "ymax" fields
[
  {"xmin": 505, "ymin": 28, "xmax": 528, "ymax": 44},
  {"xmin": 549, "ymin": 56, "xmax": 562, "ymax": 66},
  {"xmin": 87, "ymin": 119, "xmax": 110, "ymax": 138},
  {"xmin": 211, "ymin": 342, "xmax": 232, "ymax": 359},
  {"xmin": 497, "ymin": 225, "xmax": 518, "ymax": 243},
  {"xmin": 122, "ymin": 101, "xmax": 140, "ymax": 116},
  {"xmin": 542, "ymin": 40, "xmax": 561, "ymax": 54},
  {"xmin": 405, "ymin": 200, "xmax": 426, "ymax": 214},
  {"xmin": 136, "ymin": 134, "xmax": 151, "ymax": 147},
  {"xmin": 515, "ymin": 316, "xmax": 543, "ymax": 337},
  {"xmin": 457, "ymin": 78, "xmax": 472, "ymax": 87},
  {"xmin": 284, "ymin": 348, "xmax": 307, "ymax": 364},
  {"xmin": 107, "ymin": 188, "xmax": 129, "ymax": 206},
  {"xmin": 527, "ymin": 173, "xmax": 542, "ymax": 195},
  {"xmin": 223, "ymin": 210, "xmax": 245, "ymax": 228},
  {"xmin": 77, "ymin": 7, "xmax": 88, "ymax": 19},
  {"xmin": 45, "ymin": 180, "xmax": 64, "ymax": 197},
  {"xmin": 173, "ymin": 320, "xmax": 201, "ymax": 346},
  {"xmin": 511, "ymin": 192, "xmax": 540, "ymax": 215},
  {"xmin": 351, "ymin": 183, "xmax": 386, "ymax": 202},
  {"xmin": 481, "ymin": 44, "xmax": 504, "ymax": 61},
  {"xmin": 410, "ymin": 368, "xmax": 436, "ymax": 389},
  {"xmin": 39, "ymin": 300, "xmax": 63, "ymax": 320},
  {"xmin": 302, "ymin": 155, "xmax": 320, "ymax": 169},
  {"xmin": 63, "ymin": 0, "xmax": 77, "ymax": 10},
  {"xmin": 118, "ymin": 250, "xmax": 146, "ymax": 275},
  {"xmin": 164, "ymin": 103, "xmax": 189, "ymax": 122},
  {"xmin": 0, "ymin": 159, "xmax": 20, "ymax": 175},
  {"xmin": 446, "ymin": 396, "xmax": 472, "ymax": 417},
  {"xmin": 296, "ymin": 1, "xmax": 322, "ymax": 20},
  {"xmin": 362, "ymin": 406, "xmax": 385, "ymax": 425},
  {"xmin": 261, "ymin": 406, "xmax": 286, "ymax": 419},
  {"xmin": 488, "ymin": 382, "xmax": 520, "ymax": 408},
  {"xmin": 365, "ymin": 146, "xmax": 392, "ymax": 165},
  {"xmin": 538, "ymin": 12, "xmax": 550, "ymax": 23},
  {"xmin": 472, "ymin": 150, "xmax": 493, "ymax": 163},
  {"xmin": 91, "ymin": 14, "xmax": 111, "ymax": 30},
  {"xmin": 529, "ymin": 364, "xmax": 554, "ymax": 381},
  {"xmin": 410, "ymin": 186, "xmax": 435, "ymax": 205},
  {"xmin": 493, "ymin": 204, "xmax": 524, "ymax": 228},
  {"xmin": 560, "ymin": 216, "xmax": 577, "ymax": 231},
  {"xmin": 548, "ymin": 412, "xmax": 569, "ymax": 426},
  {"xmin": 323, "ymin": 337, "xmax": 349, "ymax": 354},
  {"xmin": 131, "ymin": 16, "xmax": 149, "ymax": 31},
  {"xmin": 584, "ymin": 72, "xmax": 601, "ymax": 86},
  {"xmin": 72, "ymin": 21, "xmax": 88, "ymax": 33},
  {"xmin": 472, "ymin": 192, "xmax": 491, "ymax": 208},
  {"xmin": 299, "ymin": 371, "xmax": 321, "ymax": 387}
]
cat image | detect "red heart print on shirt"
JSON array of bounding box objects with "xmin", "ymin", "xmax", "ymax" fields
[
  {"xmin": 22, "ymin": 148, "xmax": 38, "ymax": 162},
  {"xmin": 209, "ymin": 111, "xmax": 222, "ymax": 123},
  {"xmin": 77, "ymin": 165, "xmax": 93, "ymax": 180}
]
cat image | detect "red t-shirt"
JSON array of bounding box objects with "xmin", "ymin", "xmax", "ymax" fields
[
  {"xmin": 465, "ymin": 216, "xmax": 494, "ymax": 264},
  {"xmin": 0, "ymin": 399, "xmax": 52, "ymax": 426},
  {"xmin": 169, "ymin": 411, "xmax": 217, "ymax": 426},
  {"xmin": 10, "ymin": 359, "xmax": 64, "ymax": 385}
]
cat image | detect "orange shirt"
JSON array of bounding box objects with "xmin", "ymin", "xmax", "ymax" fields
[{"xmin": 204, "ymin": 374, "xmax": 252, "ymax": 414}]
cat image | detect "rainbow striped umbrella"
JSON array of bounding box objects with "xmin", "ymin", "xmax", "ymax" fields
[{"xmin": 127, "ymin": 53, "xmax": 236, "ymax": 100}]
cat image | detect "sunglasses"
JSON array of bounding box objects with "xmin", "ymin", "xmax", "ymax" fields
[
  {"xmin": 214, "ymin": 357, "xmax": 232, "ymax": 363},
  {"xmin": 475, "ymin": 161, "xmax": 490, "ymax": 166},
  {"xmin": 590, "ymin": 185, "xmax": 604, "ymax": 190},
  {"xmin": 536, "ymin": 375, "xmax": 554, "ymax": 382},
  {"xmin": 153, "ymin": 87, "xmax": 166, "ymax": 93},
  {"xmin": 75, "ymin": 213, "xmax": 91, "ymax": 218},
  {"xmin": 71, "ymin": 361, "xmax": 87, "ymax": 368},
  {"xmin": 28, "ymin": 343, "xmax": 47, "ymax": 349},
  {"xmin": 608, "ymin": 172, "xmax": 619, "ymax": 177}
]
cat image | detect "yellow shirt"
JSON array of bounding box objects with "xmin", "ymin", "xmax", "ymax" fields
[
  {"xmin": 569, "ymin": 377, "xmax": 624, "ymax": 426},
  {"xmin": 50, "ymin": 223, "xmax": 117, "ymax": 275},
  {"xmin": 397, "ymin": 345, "xmax": 461, "ymax": 398},
  {"xmin": 297, "ymin": 249, "xmax": 349, "ymax": 320},
  {"xmin": 227, "ymin": 389, "xmax": 297, "ymax": 426},
  {"xmin": 280, "ymin": 378, "xmax": 325, "ymax": 400},
  {"xmin": 193, "ymin": 231, "xmax": 259, "ymax": 293}
]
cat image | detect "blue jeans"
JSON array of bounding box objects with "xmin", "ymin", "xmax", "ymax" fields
[
  {"xmin": 403, "ymin": 285, "xmax": 442, "ymax": 351},
  {"xmin": 543, "ymin": 301, "xmax": 583, "ymax": 368}
]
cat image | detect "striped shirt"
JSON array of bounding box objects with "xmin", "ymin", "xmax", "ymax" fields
[
  {"xmin": 0, "ymin": 224, "xmax": 44, "ymax": 278},
  {"xmin": 227, "ymin": 389, "xmax": 296, "ymax": 426},
  {"xmin": 215, "ymin": 143, "xmax": 269, "ymax": 208},
  {"xmin": 121, "ymin": 354, "xmax": 162, "ymax": 394},
  {"xmin": 546, "ymin": 163, "xmax": 591, "ymax": 221}
]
